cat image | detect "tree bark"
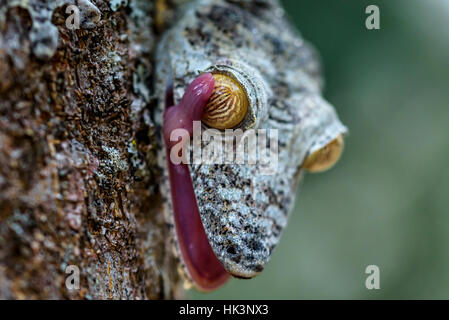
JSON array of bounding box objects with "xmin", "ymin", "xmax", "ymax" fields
[{"xmin": 0, "ymin": 0, "xmax": 181, "ymax": 299}]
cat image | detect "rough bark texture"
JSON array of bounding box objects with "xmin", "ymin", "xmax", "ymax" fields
[{"xmin": 0, "ymin": 0, "xmax": 181, "ymax": 299}]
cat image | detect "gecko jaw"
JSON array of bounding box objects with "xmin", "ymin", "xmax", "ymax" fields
[{"xmin": 163, "ymin": 74, "xmax": 230, "ymax": 291}]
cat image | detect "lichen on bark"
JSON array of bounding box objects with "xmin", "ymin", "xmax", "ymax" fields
[{"xmin": 0, "ymin": 0, "xmax": 181, "ymax": 299}]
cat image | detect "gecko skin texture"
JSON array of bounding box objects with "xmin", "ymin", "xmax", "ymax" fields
[
  {"xmin": 163, "ymin": 74, "xmax": 230, "ymax": 291},
  {"xmin": 155, "ymin": 0, "xmax": 348, "ymax": 290}
]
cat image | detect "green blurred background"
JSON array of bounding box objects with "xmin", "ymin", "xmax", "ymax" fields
[{"xmin": 190, "ymin": 0, "xmax": 449, "ymax": 299}]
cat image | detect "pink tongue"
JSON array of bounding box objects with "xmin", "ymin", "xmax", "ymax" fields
[{"xmin": 163, "ymin": 73, "xmax": 230, "ymax": 291}]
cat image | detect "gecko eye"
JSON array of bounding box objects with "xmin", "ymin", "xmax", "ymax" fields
[
  {"xmin": 202, "ymin": 73, "xmax": 249, "ymax": 129},
  {"xmin": 303, "ymin": 134, "xmax": 344, "ymax": 172},
  {"xmin": 202, "ymin": 59, "xmax": 267, "ymax": 131}
]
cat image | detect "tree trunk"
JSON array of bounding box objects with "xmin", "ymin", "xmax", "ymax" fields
[{"xmin": 0, "ymin": 0, "xmax": 182, "ymax": 299}]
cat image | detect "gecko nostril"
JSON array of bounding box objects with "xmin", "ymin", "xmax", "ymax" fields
[{"xmin": 226, "ymin": 246, "xmax": 237, "ymax": 254}]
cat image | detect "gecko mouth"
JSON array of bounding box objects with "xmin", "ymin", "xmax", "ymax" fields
[{"xmin": 163, "ymin": 74, "xmax": 230, "ymax": 291}]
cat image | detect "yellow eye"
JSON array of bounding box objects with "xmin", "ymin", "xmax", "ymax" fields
[
  {"xmin": 303, "ymin": 134, "xmax": 344, "ymax": 173},
  {"xmin": 202, "ymin": 73, "xmax": 249, "ymax": 129}
]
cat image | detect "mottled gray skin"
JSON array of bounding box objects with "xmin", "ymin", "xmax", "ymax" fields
[{"xmin": 155, "ymin": 0, "xmax": 347, "ymax": 283}]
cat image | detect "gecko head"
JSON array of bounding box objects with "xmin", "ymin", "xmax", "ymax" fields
[
  {"xmin": 158, "ymin": 1, "xmax": 347, "ymax": 291},
  {"xmin": 162, "ymin": 67, "xmax": 345, "ymax": 291}
]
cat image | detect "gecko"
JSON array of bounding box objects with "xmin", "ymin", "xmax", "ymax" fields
[
  {"xmin": 154, "ymin": 0, "xmax": 347, "ymax": 291},
  {"xmin": 1, "ymin": 0, "xmax": 347, "ymax": 294}
]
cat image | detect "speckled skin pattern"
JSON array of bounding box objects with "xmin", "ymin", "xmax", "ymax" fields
[{"xmin": 155, "ymin": 0, "xmax": 347, "ymax": 282}]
